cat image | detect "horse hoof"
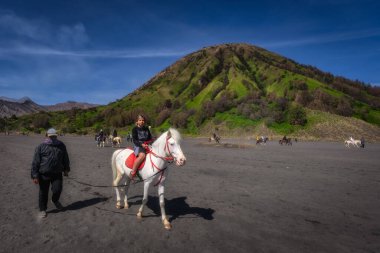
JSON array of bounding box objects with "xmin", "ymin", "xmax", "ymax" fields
[
  {"xmin": 124, "ymin": 203, "xmax": 129, "ymax": 209},
  {"xmin": 116, "ymin": 202, "xmax": 123, "ymax": 209},
  {"xmin": 163, "ymin": 221, "xmax": 172, "ymax": 230},
  {"xmin": 137, "ymin": 212, "xmax": 142, "ymax": 219}
]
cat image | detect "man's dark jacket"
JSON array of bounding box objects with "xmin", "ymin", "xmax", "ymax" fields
[{"xmin": 31, "ymin": 138, "xmax": 70, "ymax": 179}]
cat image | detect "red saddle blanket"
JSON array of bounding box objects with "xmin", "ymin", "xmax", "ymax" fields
[{"xmin": 125, "ymin": 152, "xmax": 146, "ymax": 170}]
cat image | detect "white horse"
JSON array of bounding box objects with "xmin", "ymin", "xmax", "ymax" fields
[
  {"xmin": 111, "ymin": 128, "xmax": 186, "ymax": 230},
  {"xmin": 350, "ymin": 137, "xmax": 361, "ymax": 147},
  {"xmin": 345, "ymin": 137, "xmax": 360, "ymax": 148},
  {"xmin": 112, "ymin": 136, "xmax": 122, "ymax": 147},
  {"xmin": 107, "ymin": 134, "xmax": 113, "ymax": 145}
]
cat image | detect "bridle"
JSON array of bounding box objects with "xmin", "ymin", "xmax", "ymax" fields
[
  {"xmin": 146, "ymin": 135, "xmax": 175, "ymax": 162},
  {"xmin": 145, "ymin": 135, "xmax": 177, "ymax": 186}
]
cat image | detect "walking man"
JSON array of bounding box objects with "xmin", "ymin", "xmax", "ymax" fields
[{"xmin": 31, "ymin": 128, "xmax": 70, "ymax": 218}]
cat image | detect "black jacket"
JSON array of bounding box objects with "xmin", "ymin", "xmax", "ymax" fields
[
  {"xmin": 31, "ymin": 138, "xmax": 70, "ymax": 179},
  {"xmin": 132, "ymin": 126, "xmax": 152, "ymax": 148}
]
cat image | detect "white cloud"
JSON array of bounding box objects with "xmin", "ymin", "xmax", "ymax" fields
[
  {"xmin": 0, "ymin": 11, "xmax": 50, "ymax": 41},
  {"xmin": 0, "ymin": 11, "xmax": 89, "ymax": 48},
  {"xmin": 0, "ymin": 45, "xmax": 189, "ymax": 58},
  {"xmin": 0, "ymin": 11, "xmax": 191, "ymax": 59},
  {"xmin": 57, "ymin": 23, "xmax": 89, "ymax": 48},
  {"xmin": 262, "ymin": 29, "xmax": 380, "ymax": 48}
]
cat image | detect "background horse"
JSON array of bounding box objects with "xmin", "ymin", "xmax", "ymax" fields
[
  {"xmin": 107, "ymin": 134, "xmax": 114, "ymax": 145},
  {"xmin": 112, "ymin": 136, "xmax": 122, "ymax": 147},
  {"xmin": 95, "ymin": 134, "xmax": 106, "ymax": 147},
  {"xmin": 256, "ymin": 136, "xmax": 269, "ymax": 145},
  {"xmin": 111, "ymin": 128, "xmax": 186, "ymax": 230},
  {"xmin": 345, "ymin": 137, "xmax": 360, "ymax": 148},
  {"xmin": 279, "ymin": 137, "xmax": 292, "ymax": 146},
  {"xmin": 208, "ymin": 133, "xmax": 221, "ymax": 143},
  {"xmin": 350, "ymin": 137, "xmax": 361, "ymax": 147}
]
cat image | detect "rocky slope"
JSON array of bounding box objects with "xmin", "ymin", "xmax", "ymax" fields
[{"xmin": 0, "ymin": 97, "xmax": 98, "ymax": 117}]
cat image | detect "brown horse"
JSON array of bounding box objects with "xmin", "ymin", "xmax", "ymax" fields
[{"xmin": 279, "ymin": 137, "xmax": 292, "ymax": 146}]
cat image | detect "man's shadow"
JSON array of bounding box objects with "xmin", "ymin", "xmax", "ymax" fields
[
  {"xmin": 48, "ymin": 197, "xmax": 109, "ymax": 213},
  {"xmin": 144, "ymin": 196, "xmax": 215, "ymax": 222}
]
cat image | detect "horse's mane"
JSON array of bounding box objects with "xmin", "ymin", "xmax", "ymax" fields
[
  {"xmin": 168, "ymin": 127, "xmax": 182, "ymax": 142},
  {"xmin": 153, "ymin": 128, "xmax": 182, "ymax": 147}
]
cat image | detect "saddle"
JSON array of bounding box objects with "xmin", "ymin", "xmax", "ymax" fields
[{"xmin": 125, "ymin": 149, "xmax": 146, "ymax": 170}]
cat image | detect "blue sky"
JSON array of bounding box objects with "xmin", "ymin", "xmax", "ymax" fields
[{"xmin": 0, "ymin": 0, "xmax": 379, "ymax": 105}]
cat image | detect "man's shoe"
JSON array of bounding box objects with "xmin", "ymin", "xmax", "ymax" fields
[
  {"xmin": 52, "ymin": 201, "xmax": 64, "ymax": 210},
  {"xmin": 39, "ymin": 210, "xmax": 47, "ymax": 218}
]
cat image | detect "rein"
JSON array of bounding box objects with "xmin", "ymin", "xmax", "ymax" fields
[
  {"xmin": 66, "ymin": 166, "xmax": 169, "ymax": 188},
  {"xmin": 145, "ymin": 135, "xmax": 175, "ymax": 186},
  {"xmin": 144, "ymin": 135, "xmax": 174, "ymax": 161}
]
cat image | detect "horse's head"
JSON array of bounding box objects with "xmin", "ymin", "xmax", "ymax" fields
[{"xmin": 165, "ymin": 128, "xmax": 186, "ymax": 166}]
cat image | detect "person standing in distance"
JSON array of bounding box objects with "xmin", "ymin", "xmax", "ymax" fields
[{"xmin": 31, "ymin": 128, "xmax": 70, "ymax": 218}]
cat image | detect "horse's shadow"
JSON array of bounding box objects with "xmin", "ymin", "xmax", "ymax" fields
[
  {"xmin": 141, "ymin": 196, "xmax": 214, "ymax": 222},
  {"xmin": 47, "ymin": 197, "xmax": 110, "ymax": 213}
]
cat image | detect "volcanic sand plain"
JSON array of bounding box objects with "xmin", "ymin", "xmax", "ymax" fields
[{"xmin": 0, "ymin": 134, "xmax": 379, "ymax": 253}]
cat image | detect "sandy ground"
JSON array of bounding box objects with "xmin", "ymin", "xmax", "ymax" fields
[{"xmin": 0, "ymin": 134, "xmax": 379, "ymax": 253}]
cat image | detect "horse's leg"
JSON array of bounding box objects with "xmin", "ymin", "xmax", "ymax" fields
[
  {"xmin": 113, "ymin": 165, "xmax": 124, "ymax": 209},
  {"xmin": 137, "ymin": 181, "xmax": 150, "ymax": 218},
  {"xmin": 114, "ymin": 184, "xmax": 123, "ymax": 209},
  {"xmin": 158, "ymin": 184, "xmax": 171, "ymax": 230},
  {"xmin": 123, "ymin": 177, "xmax": 131, "ymax": 209}
]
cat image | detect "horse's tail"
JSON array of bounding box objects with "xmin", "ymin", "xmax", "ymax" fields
[{"xmin": 111, "ymin": 150, "xmax": 119, "ymax": 182}]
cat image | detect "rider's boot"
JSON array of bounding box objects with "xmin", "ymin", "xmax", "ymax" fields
[
  {"xmin": 130, "ymin": 161, "xmax": 139, "ymax": 180},
  {"xmin": 130, "ymin": 153, "xmax": 145, "ymax": 180}
]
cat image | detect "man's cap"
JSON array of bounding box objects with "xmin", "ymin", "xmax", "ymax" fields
[{"xmin": 47, "ymin": 128, "xmax": 58, "ymax": 137}]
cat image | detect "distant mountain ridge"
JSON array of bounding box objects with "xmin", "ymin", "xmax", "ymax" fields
[
  {"xmin": 0, "ymin": 97, "xmax": 99, "ymax": 118},
  {"xmin": 0, "ymin": 98, "xmax": 45, "ymax": 118},
  {"xmin": 44, "ymin": 101, "xmax": 100, "ymax": 112},
  {"xmin": 0, "ymin": 96, "xmax": 33, "ymax": 103}
]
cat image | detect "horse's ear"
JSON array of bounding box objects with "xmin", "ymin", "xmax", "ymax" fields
[{"xmin": 167, "ymin": 130, "xmax": 172, "ymax": 139}]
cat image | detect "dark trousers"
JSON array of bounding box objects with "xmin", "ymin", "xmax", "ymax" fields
[{"xmin": 38, "ymin": 174, "xmax": 63, "ymax": 211}]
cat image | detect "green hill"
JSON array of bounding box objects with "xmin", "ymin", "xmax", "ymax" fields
[{"xmin": 3, "ymin": 43, "xmax": 380, "ymax": 141}]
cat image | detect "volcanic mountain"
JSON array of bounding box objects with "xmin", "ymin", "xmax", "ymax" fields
[{"xmin": 103, "ymin": 43, "xmax": 379, "ymax": 137}]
